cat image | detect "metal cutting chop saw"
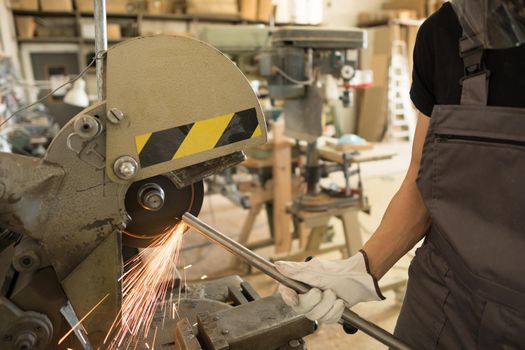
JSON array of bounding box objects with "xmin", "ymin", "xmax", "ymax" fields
[{"xmin": 0, "ymin": 31, "xmax": 321, "ymax": 350}]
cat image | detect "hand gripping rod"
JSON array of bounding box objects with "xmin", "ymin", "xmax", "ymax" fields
[{"xmin": 182, "ymin": 213, "xmax": 412, "ymax": 350}]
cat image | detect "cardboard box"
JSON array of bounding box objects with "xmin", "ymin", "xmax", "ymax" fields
[
  {"xmin": 80, "ymin": 20, "xmax": 121, "ymax": 39},
  {"xmin": 357, "ymin": 25, "xmax": 396, "ymax": 141},
  {"xmin": 107, "ymin": 23, "xmax": 122, "ymax": 39},
  {"xmin": 257, "ymin": 0, "xmax": 273, "ymax": 22},
  {"xmin": 10, "ymin": 0, "xmax": 39, "ymax": 10},
  {"xmin": 75, "ymin": 0, "xmax": 129, "ymax": 13},
  {"xmin": 147, "ymin": 0, "xmax": 173, "ymax": 14},
  {"xmin": 356, "ymin": 23, "xmax": 420, "ymax": 141},
  {"xmin": 74, "ymin": 0, "xmax": 92, "ymax": 12},
  {"xmin": 140, "ymin": 20, "xmax": 186, "ymax": 35},
  {"xmin": 240, "ymin": 0, "xmax": 257, "ymax": 21},
  {"xmin": 80, "ymin": 19, "xmax": 95, "ymax": 38},
  {"xmin": 75, "ymin": 0, "xmax": 89, "ymax": 11},
  {"xmin": 358, "ymin": 10, "xmax": 417, "ymax": 27},
  {"xmin": 40, "ymin": 0, "xmax": 73, "ymax": 12},
  {"xmin": 15, "ymin": 16, "xmax": 36, "ymax": 38},
  {"xmin": 186, "ymin": 0, "xmax": 238, "ymax": 16},
  {"xmin": 383, "ymin": 0, "xmax": 426, "ymax": 18},
  {"xmin": 36, "ymin": 17, "xmax": 76, "ymax": 37}
]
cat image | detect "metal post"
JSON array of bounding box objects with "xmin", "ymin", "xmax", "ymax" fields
[
  {"xmin": 305, "ymin": 141, "xmax": 320, "ymax": 195},
  {"xmin": 182, "ymin": 213, "xmax": 413, "ymax": 350},
  {"xmin": 93, "ymin": 0, "xmax": 107, "ymax": 101}
]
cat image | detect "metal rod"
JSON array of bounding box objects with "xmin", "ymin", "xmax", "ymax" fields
[
  {"xmin": 182, "ymin": 213, "xmax": 413, "ymax": 350},
  {"xmin": 93, "ymin": 0, "xmax": 107, "ymax": 101},
  {"xmin": 305, "ymin": 141, "xmax": 320, "ymax": 195}
]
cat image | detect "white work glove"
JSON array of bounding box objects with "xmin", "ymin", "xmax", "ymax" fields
[{"xmin": 275, "ymin": 251, "xmax": 384, "ymax": 324}]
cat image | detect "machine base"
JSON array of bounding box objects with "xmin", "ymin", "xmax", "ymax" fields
[{"xmin": 141, "ymin": 276, "xmax": 316, "ymax": 350}]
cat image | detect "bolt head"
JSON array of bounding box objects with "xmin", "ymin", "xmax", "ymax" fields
[
  {"xmin": 107, "ymin": 108, "xmax": 125, "ymax": 124},
  {"xmin": 20, "ymin": 257, "xmax": 32, "ymax": 267},
  {"xmin": 113, "ymin": 156, "xmax": 138, "ymax": 180},
  {"xmin": 138, "ymin": 183, "xmax": 165, "ymax": 211},
  {"xmin": 119, "ymin": 162, "xmax": 136, "ymax": 177},
  {"xmin": 73, "ymin": 114, "xmax": 101, "ymax": 139},
  {"xmin": 14, "ymin": 332, "xmax": 36, "ymax": 350},
  {"xmin": 13, "ymin": 250, "xmax": 40, "ymax": 273},
  {"xmin": 144, "ymin": 192, "xmax": 163, "ymax": 210}
]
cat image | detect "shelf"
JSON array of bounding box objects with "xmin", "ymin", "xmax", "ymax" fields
[
  {"xmin": 17, "ymin": 37, "xmax": 80, "ymax": 44},
  {"xmin": 83, "ymin": 37, "xmax": 132, "ymax": 43},
  {"xmin": 17, "ymin": 37, "xmax": 131, "ymax": 44},
  {"xmin": 13, "ymin": 9, "xmax": 76, "ymax": 17},
  {"xmin": 142, "ymin": 13, "xmax": 243, "ymax": 23},
  {"xmin": 79, "ymin": 11, "xmax": 138, "ymax": 19},
  {"xmin": 13, "ymin": 9, "xmax": 254, "ymax": 24},
  {"xmin": 12, "ymin": 9, "xmax": 271, "ymax": 25},
  {"xmin": 12, "ymin": 8, "xmax": 318, "ymax": 26},
  {"xmin": 13, "ymin": 9, "xmax": 137, "ymax": 19}
]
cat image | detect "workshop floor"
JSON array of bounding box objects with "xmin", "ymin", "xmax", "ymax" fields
[{"xmin": 180, "ymin": 141, "xmax": 413, "ymax": 349}]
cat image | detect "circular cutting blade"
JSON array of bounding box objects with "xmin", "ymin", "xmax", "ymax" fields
[{"xmin": 123, "ymin": 174, "xmax": 204, "ymax": 248}]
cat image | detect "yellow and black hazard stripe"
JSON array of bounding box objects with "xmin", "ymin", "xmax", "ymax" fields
[{"xmin": 135, "ymin": 107, "xmax": 261, "ymax": 168}]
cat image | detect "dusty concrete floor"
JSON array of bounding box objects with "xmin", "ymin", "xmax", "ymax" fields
[{"xmin": 179, "ymin": 142, "xmax": 414, "ymax": 349}]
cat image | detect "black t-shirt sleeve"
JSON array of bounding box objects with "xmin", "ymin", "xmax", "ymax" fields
[{"xmin": 410, "ymin": 18, "xmax": 437, "ymax": 117}]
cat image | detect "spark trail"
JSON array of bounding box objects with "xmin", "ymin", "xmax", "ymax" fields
[{"xmin": 105, "ymin": 223, "xmax": 187, "ymax": 349}]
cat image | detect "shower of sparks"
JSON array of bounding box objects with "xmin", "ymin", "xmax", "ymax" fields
[{"xmin": 105, "ymin": 223, "xmax": 187, "ymax": 349}]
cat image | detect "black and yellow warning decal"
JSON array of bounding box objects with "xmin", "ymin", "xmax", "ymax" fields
[{"xmin": 135, "ymin": 108, "xmax": 261, "ymax": 168}]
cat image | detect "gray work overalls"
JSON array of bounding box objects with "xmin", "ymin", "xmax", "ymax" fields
[{"xmin": 393, "ymin": 35, "xmax": 525, "ymax": 349}]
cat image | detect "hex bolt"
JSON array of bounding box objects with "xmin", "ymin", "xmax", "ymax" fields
[
  {"xmin": 138, "ymin": 183, "xmax": 165, "ymax": 211},
  {"xmin": 14, "ymin": 332, "xmax": 36, "ymax": 350},
  {"xmin": 107, "ymin": 108, "xmax": 125, "ymax": 124},
  {"xmin": 13, "ymin": 251, "xmax": 40, "ymax": 273},
  {"xmin": 113, "ymin": 156, "xmax": 138, "ymax": 180},
  {"xmin": 20, "ymin": 257, "xmax": 32, "ymax": 267},
  {"xmin": 73, "ymin": 114, "xmax": 102, "ymax": 139}
]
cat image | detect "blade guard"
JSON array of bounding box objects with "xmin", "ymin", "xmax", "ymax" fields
[{"xmin": 105, "ymin": 35, "xmax": 267, "ymax": 183}]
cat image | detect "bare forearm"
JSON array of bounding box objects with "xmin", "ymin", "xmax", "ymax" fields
[
  {"xmin": 363, "ymin": 113, "xmax": 431, "ymax": 280},
  {"xmin": 363, "ymin": 172, "xmax": 430, "ymax": 280}
]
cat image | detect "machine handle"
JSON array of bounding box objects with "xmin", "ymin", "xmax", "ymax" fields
[{"xmin": 182, "ymin": 213, "xmax": 413, "ymax": 350}]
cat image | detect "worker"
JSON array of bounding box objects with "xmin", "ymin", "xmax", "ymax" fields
[{"xmin": 276, "ymin": 1, "xmax": 525, "ymax": 348}]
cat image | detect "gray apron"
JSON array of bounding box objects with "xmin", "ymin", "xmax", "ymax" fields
[{"xmin": 393, "ymin": 36, "xmax": 525, "ymax": 349}]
